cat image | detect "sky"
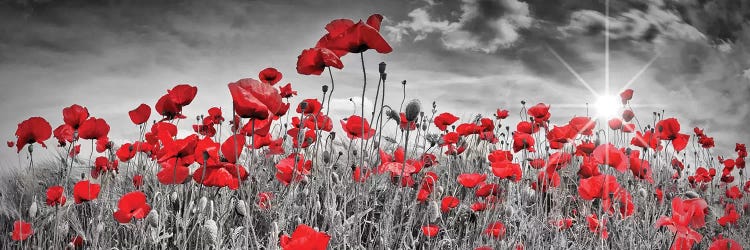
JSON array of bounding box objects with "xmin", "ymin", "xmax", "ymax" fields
[{"xmin": 1, "ymin": 0, "xmax": 749, "ymax": 164}]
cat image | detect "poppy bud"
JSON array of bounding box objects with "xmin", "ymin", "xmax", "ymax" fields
[
  {"xmin": 330, "ymin": 132, "xmax": 336, "ymax": 140},
  {"xmin": 402, "ymin": 80, "xmax": 406, "ymax": 85},
  {"xmin": 521, "ymin": 100, "xmax": 526, "ymax": 105},
  {"xmin": 145, "ymin": 210, "xmax": 159, "ymax": 227},
  {"xmin": 379, "ymin": 62, "xmax": 386, "ymax": 74},
  {"xmin": 323, "ymin": 151, "xmax": 331, "ymax": 163},
  {"xmin": 203, "ymin": 219, "xmax": 219, "ymax": 247},
  {"xmin": 405, "ymin": 99, "xmax": 421, "ymax": 122},
  {"xmin": 684, "ymin": 191, "xmax": 700, "ymax": 198},
  {"xmin": 422, "ymin": 123, "xmax": 428, "ymax": 131},
  {"xmin": 29, "ymin": 200, "xmax": 38, "ymax": 218},
  {"xmin": 381, "ymin": 73, "xmax": 387, "ymax": 81},
  {"xmin": 28, "ymin": 144, "xmax": 33, "ymax": 153},
  {"xmin": 331, "ymin": 172, "xmax": 340, "ymax": 184},
  {"xmin": 234, "ymin": 200, "xmax": 247, "ymax": 217},
  {"xmin": 322, "ymin": 85, "xmax": 329, "ymax": 93},
  {"xmin": 198, "ymin": 196, "xmax": 208, "ymax": 213},
  {"xmin": 352, "ymin": 149, "xmax": 358, "ymax": 156}
]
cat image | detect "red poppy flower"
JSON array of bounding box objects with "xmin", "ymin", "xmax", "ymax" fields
[
  {"xmin": 421, "ymin": 225, "xmax": 439, "ymax": 237},
  {"xmin": 52, "ymin": 124, "xmax": 75, "ymax": 147},
  {"xmin": 488, "ymin": 150, "xmax": 513, "ymax": 163},
  {"xmin": 620, "ymin": 89, "xmax": 634, "ymax": 104},
  {"xmin": 457, "ymin": 173, "xmax": 487, "ymax": 188},
  {"xmin": 133, "ymin": 175, "xmax": 144, "ymax": 189},
  {"xmin": 340, "ymin": 115, "xmax": 375, "ymax": 140},
  {"xmin": 95, "ymin": 136, "xmax": 112, "ymax": 153},
  {"xmin": 62, "ymin": 104, "xmax": 89, "ymax": 129},
  {"xmin": 113, "ymin": 191, "xmax": 151, "ymax": 223},
  {"xmin": 221, "ymin": 134, "xmax": 246, "ymax": 163},
  {"xmin": 12, "ymin": 220, "xmax": 32, "ymax": 241},
  {"xmin": 296, "ymin": 99, "xmax": 323, "ymax": 115},
  {"xmin": 73, "ymin": 180, "xmax": 101, "ymax": 204},
  {"xmin": 568, "ymin": 116, "xmax": 595, "ymax": 135},
  {"xmin": 157, "ymin": 161, "xmax": 191, "ymax": 185},
  {"xmin": 15, "ymin": 117, "xmax": 52, "ymax": 152},
  {"xmin": 441, "ymin": 196, "xmax": 460, "ymax": 213},
  {"xmin": 622, "ymin": 109, "xmax": 635, "ymax": 122},
  {"xmin": 725, "ymin": 186, "xmax": 742, "ymax": 199},
  {"xmin": 68, "ymin": 144, "xmax": 80, "ymax": 157},
  {"xmin": 628, "ymin": 150, "xmax": 653, "ymax": 183},
  {"xmin": 512, "ymin": 132, "xmax": 535, "ymax": 153},
  {"xmin": 275, "ymin": 153, "xmax": 313, "ymax": 185},
  {"xmin": 656, "ymin": 118, "xmax": 681, "ymax": 140},
  {"xmin": 296, "ymin": 47, "xmax": 344, "ymax": 75},
  {"xmin": 92, "ymin": 156, "xmax": 118, "ymax": 179},
  {"xmin": 484, "ymin": 221, "xmax": 506, "ymax": 239},
  {"xmin": 527, "ymin": 103, "xmax": 551, "ymax": 123},
  {"xmin": 547, "ymin": 125, "xmax": 577, "ymax": 149},
  {"xmin": 655, "ymin": 188, "xmax": 664, "ymax": 203},
  {"xmin": 578, "ymin": 174, "xmax": 620, "ymax": 200},
  {"xmin": 352, "ymin": 166, "xmax": 372, "ymax": 183},
  {"xmin": 593, "ymin": 143, "xmax": 628, "ymax": 172},
  {"xmin": 586, "ymin": 214, "xmax": 608, "ymax": 239},
  {"xmin": 631, "ymin": 131, "xmax": 661, "ymax": 150},
  {"xmin": 717, "ymin": 203, "xmax": 739, "ymax": 226},
  {"xmin": 278, "ymin": 83, "xmax": 298, "ymax": 98},
  {"xmin": 475, "ymin": 183, "xmax": 501, "ymax": 197},
  {"xmin": 167, "ymin": 84, "xmax": 198, "ymax": 107},
  {"xmin": 78, "ymin": 117, "xmax": 110, "ymax": 140},
  {"xmin": 315, "ymin": 14, "xmax": 392, "ymax": 56},
  {"xmin": 578, "ymin": 156, "xmax": 601, "ymax": 178},
  {"xmin": 258, "ymin": 67, "xmax": 283, "ymax": 85},
  {"xmin": 71, "ymin": 235, "xmax": 84, "ymax": 247},
  {"xmin": 516, "ymin": 121, "xmax": 539, "ymax": 134},
  {"xmin": 709, "ymin": 236, "xmax": 742, "ymax": 250},
  {"xmin": 552, "ymin": 218, "xmax": 574, "ymax": 230},
  {"xmin": 46, "ymin": 185, "xmax": 66, "ymax": 206},
  {"xmin": 434, "ymin": 112, "xmax": 459, "ymax": 131},
  {"xmin": 6, "ymin": 141, "xmax": 13, "ymax": 148},
  {"xmin": 495, "ymin": 109, "xmax": 509, "ymax": 119},
  {"xmin": 280, "ymin": 224, "xmax": 330, "ymax": 250},
  {"xmin": 575, "ymin": 141, "xmax": 596, "ymax": 156},
  {"xmin": 491, "ymin": 161, "xmax": 522, "ymax": 182},
  {"xmin": 155, "ymin": 93, "xmax": 185, "ymax": 120},
  {"xmin": 258, "ymin": 192, "xmax": 273, "ymax": 210},
  {"xmin": 228, "ymin": 78, "xmax": 284, "ymax": 120},
  {"xmin": 128, "ymin": 104, "xmax": 151, "ymax": 125},
  {"xmin": 193, "ymin": 162, "xmax": 248, "ymax": 190},
  {"xmin": 607, "ymin": 118, "xmax": 622, "ymax": 130},
  {"xmin": 655, "ymin": 197, "xmax": 708, "ymax": 243}
]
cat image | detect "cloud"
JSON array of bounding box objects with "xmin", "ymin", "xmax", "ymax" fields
[{"xmin": 386, "ymin": 0, "xmax": 533, "ymax": 53}]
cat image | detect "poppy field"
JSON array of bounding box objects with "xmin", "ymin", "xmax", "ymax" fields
[{"xmin": 2, "ymin": 13, "xmax": 750, "ymax": 250}]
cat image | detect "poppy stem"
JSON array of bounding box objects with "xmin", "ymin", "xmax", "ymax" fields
[{"xmin": 326, "ymin": 66, "xmax": 335, "ymax": 117}]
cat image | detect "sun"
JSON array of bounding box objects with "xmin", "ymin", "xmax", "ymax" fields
[{"xmin": 595, "ymin": 94, "xmax": 619, "ymax": 119}]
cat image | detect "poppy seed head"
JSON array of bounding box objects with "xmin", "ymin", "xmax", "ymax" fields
[
  {"xmin": 322, "ymin": 85, "xmax": 329, "ymax": 93},
  {"xmin": 405, "ymin": 99, "xmax": 421, "ymax": 122},
  {"xmin": 379, "ymin": 62, "xmax": 386, "ymax": 74}
]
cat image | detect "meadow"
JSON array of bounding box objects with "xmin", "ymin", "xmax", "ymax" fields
[{"xmin": 1, "ymin": 13, "xmax": 748, "ymax": 250}]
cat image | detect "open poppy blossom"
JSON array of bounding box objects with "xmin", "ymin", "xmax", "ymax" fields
[
  {"xmin": 296, "ymin": 99, "xmax": 323, "ymax": 115},
  {"xmin": 441, "ymin": 196, "xmax": 460, "ymax": 213},
  {"xmin": 128, "ymin": 104, "xmax": 151, "ymax": 125},
  {"xmin": 592, "ymin": 143, "xmax": 628, "ymax": 172},
  {"xmin": 495, "ymin": 109, "xmax": 509, "ymax": 119},
  {"xmin": 421, "ymin": 224, "xmax": 439, "ymax": 237},
  {"xmin": 228, "ymin": 78, "xmax": 284, "ymax": 120},
  {"xmin": 280, "ymin": 224, "xmax": 330, "ymax": 250},
  {"xmin": 193, "ymin": 162, "xmax": 248, "ymax": 190},
  {"xmin": 62, "ymin": 104, "xmax": 90, "ymax": 129},
  {"xmin": 527, "ymin": 103, "xmax": 551, "ymax": 124},
  {"xmin": 113, "ymin": 191, "xmax": 151, "ymax": 223},
  {"xmin": 92, "ymin": 156, "xmax": 118, "ymax": 179},
  {"xmin": 167, "ymin": 84, "xmax": 198, "ymax": 107},
  {"xmin": 586, "ymin": 214, "xmax": 608, "ymax": 239},
  {"xmin": 296, "ymin": 47, "xmax": 344, "ymax": 75},
  {"xmin": 491, "ymin": 161, "xmax": 522, "ymax": 182},
  {"xmin": 457, "ymin": 173, "xmax": 487, "ymax": 188},
  {"xmin": 434, "ymin": 112, "xmax": 459, "ymax": 131},
  {"xmin": 156, "ymin": 161, "xmax": 191, "ymax": 185},
  {"xmin": 717, "ymin": 203, "xmax": 739, "ymax": 226},
  {"xmin": 340, "ymin": 115, "xmax": 375, "ymax": 139},
  {"xmin": 483, "ymin": 221, "xmax": 506, "ymax": 239},
  {"xmin": 315, "ymin": 14, "xmax": 392, "ymax": 56},
  {"xmin": 725, "ymin": 186, "xmax": 742, "ymax": 199},
  {"xmin": 578, "ymin": 174, "xmax": 621, "ymax": 200},
  {"xmin": 279, "ymin": 83, "xmax": 298, "ymax": 98},
  {"xmin": 512, "ymin": 132, "xmax": 535, "ymax": 153},
  {"xmin": 655, "ymin": 197, "xmax": 708, "ymax": 244},
  {"xmin": 275, "ymin": 153, "xmax": 313, "ymax": 185},
  {"xmin": 15, "ymin": 117, "xmax": 52, "ymax": 152},
  {"xmin": 46, "ymin": 185, "xmax": 66, "ymax": 206},
  {"xmin": 73, "ymin": 180, "xmax": 101, "ymax": 204},
  {"xmin": 258, "ymin": 67, "xmax": 283, "ymax": 85},
  {"xmin": 12, "ymin": 220, "xmax": 33, "ymax": 241},
  {"xmin": 221, "ymin": 134, "xmax": 246, "ymax": 163},
  {"xmin": 78, "ymin": 117, "xmax": 110, "ymax": 140},
  {"xmin": 709, "ymin": 236, "xmax": 742, "ymax": 250}
]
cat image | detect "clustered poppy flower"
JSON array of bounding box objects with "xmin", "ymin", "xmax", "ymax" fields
[
  {"xmin": 113, "ymin": 191, "xmax": 151, "ymax": 223},
  {"xmin": 280, "ymin": 224, "xmax": 330, "ymax": 250}
]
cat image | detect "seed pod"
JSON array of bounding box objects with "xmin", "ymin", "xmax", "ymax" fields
[
  {"xmin": 234, "ymin": 200, "xmax": 247, "ymax": 217},
  {"xmin": 198, "ymin": 196, "xmax": 208, "ymax": 213},
  {"xmin": 323, "ymin": 151, "xmax": 331, "ymax": 163},
  {"xmin": 322, "ymin": 85, "xmax": 329, "ymax": 93},
  {"xmin": 379, "ymin": 62, "xmax": 386, "ymax": 74},
  {"xmin": 404, "ymin": 99, "xmax": 421, "ymax": 122}
]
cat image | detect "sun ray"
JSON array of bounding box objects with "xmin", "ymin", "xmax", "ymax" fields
[
  {"xmin": 605, "ymin": 0, "xmax": 610, "ymax": 95},
  {"xmin": 544, "ymin": 44, "xmax": 598, "ymax": 96},
  {"xmin": 619, "ymin": 52, "xmax": 661, "ymax": 93}
]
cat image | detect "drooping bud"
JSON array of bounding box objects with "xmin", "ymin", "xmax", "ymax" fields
[{"xmin": 405, "ymin": 99, "xmax": 421, "ymax": 122}]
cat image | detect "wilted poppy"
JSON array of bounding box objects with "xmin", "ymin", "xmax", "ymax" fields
[{"xmin": 296, "ymin": 47, "xmax": 344, "ymax": 75}]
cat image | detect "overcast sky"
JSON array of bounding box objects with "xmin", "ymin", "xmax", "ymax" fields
[{"xmin": 1, "ymin": 0, "xmax": 749, "ymax": 163}]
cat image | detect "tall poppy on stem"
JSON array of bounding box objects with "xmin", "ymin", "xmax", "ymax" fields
[{"xmin": 15, "ymin": 117, "xmax": 52, "ymax": 153}]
